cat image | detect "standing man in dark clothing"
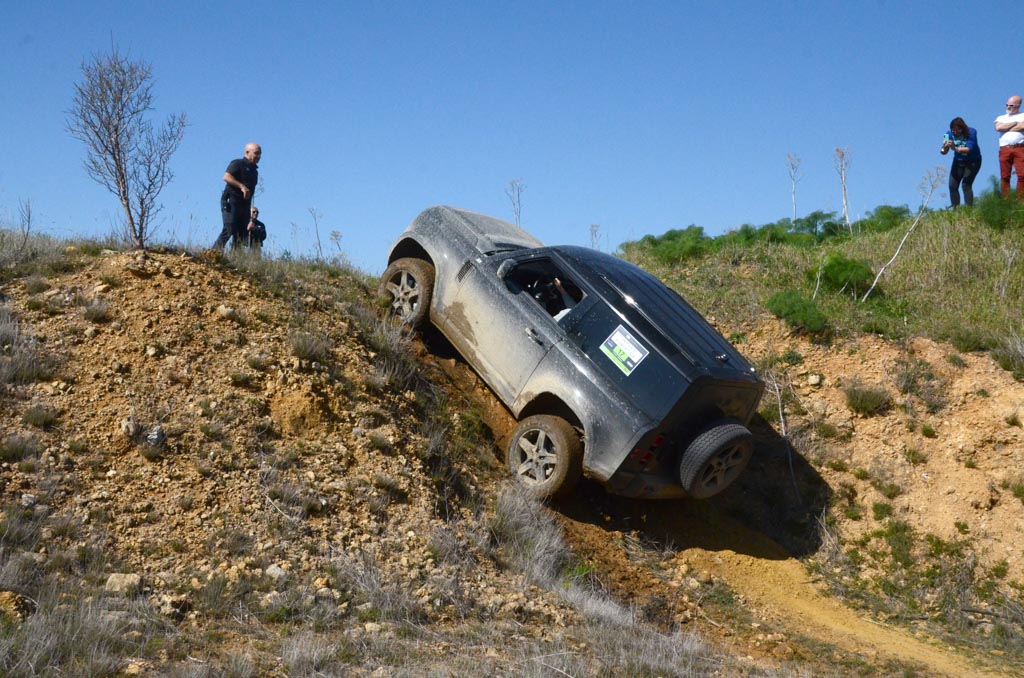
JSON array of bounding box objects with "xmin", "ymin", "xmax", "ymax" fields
[{"xmin": 213, "ymin": 142, "xmax": 261, "ymax": 250}]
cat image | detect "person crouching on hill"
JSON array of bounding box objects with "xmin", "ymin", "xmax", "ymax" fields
[
  {"xmin": 941, "ymin": 117, "xmax": 981, "ymax": 207},
  {"xmin": 247, "ymin": 207, "xmax": 267, "ymax": 254}
]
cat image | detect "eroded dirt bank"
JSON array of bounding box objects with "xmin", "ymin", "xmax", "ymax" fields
[{"xmin": 425, "ymin": 323, "xmax": 1020, "ymax": 677}]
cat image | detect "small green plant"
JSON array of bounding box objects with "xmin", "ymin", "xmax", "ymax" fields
[
  {"xmin": 229, "ymin": 371, "xmax": 256, "ymax": 388},
  {"xmin": 0, "ymin": 434, "xmax": 41, "ymax": 463},
  {"xmin": 197, "ymin": 398, "xmax": 215, "ymax": 417},
  {"xmin": 853, "ymin": 468, "xmax": 870, "ymax": 481},
  {"xmin": 963, "ymin": 458, "xmax": 978, "ymax": 469},
  {"xmin": 946, "ymin": 353, "xmax": 966, "ymax": 368},
  {"xmin": 766, "ymin": 290, "xmax": 830, "ymax": 338},
  {"xmin": 25, "ymin": 296, "xmax": 45, "ymax": 311},
  {"xmin": 827, "ymin": 459, "xmax": 849, "ymax": 472},
  {"xmin": 894, "ymin": 357, "xmax": 945, "ymax": 413},
  {"xmin": 200, "ymin": 421, "xmax": 224, "ymax": 440},
  {"xmin": 882, "ymin": 519, "xmax": 915, "ymax": 567},
  {"xmin": 22, "ymin": 403, "xmax": 59, "ymax": 429},
  {"xmin": 246, "ymin": 353, "xmax": 271, "ymax": 371},
  {"xmin": 1006, "ymin": 412, "xmax": 1022, "ymax": 428},
  {"xmin": 948, "ymin": 327, "xmax": 996, "ymax": 353},
  {"xmin": 83, "ymin": 299, "xmax": 112, "ymax": 323},
  {"xmin": 954, "ymin": 521, "xmax": 970, "ymax": 535},
  {"xmin": 843, "ymin": 504, "xmax": 864, "ymax": 520},
  {"xmin": 992, "ymin": 338, "xmax": 1024, "ymax": 381},
  {"xmin": 904, "ymin": 447, "xmax": 927, "ymax": 465},
  {"xmin": 920, "ymin": 424, "xmax": 937, "ymax": 438},
  {"xmin": 68, "ymin": 439, "xmax": 89, "ymax": 454},
  {"xmin": 843, "ymin": 379, "xmax": 891, "ymax": 416},
  {"xmin": 975, "ymin": 389, "xmax": 990, "ymax": 398},
  {"xmin": 780, "ymin": 347, "xmax": 804, "ymax": 365},
  {"xmin": 1011, "ymin": 482, "xmax": 1024, "ymax": 505},
  {"xmin": 372, "ymin": 473, "xmax": 408, "ymax": 502},
  {"xmin": 289, "ymin": 329, "xmax": 331, "ymax": 363},
  {"xmin": 816, "ymin": 421, "xmax": 840, "ymax": 439},
  {"xmin": 367, "ymin": 432, "xmax": 393, "ymax": 453},
  {"xmin": 24, "ymin": 275, "xmax": 50, "ymax": 294},
  {"xmin": 871, "ymin": 479, "xmax": 902, "ymax": 500}
]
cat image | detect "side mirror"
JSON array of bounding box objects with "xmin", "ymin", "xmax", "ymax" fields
[{"xmin": 497, "ymin": 259, "xmax": 516, "ymax": 280}]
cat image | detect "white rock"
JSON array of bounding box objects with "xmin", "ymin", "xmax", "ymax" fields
[{"xmin": 105, "ymin": 573, "xmax": 142, "ymax": 595}]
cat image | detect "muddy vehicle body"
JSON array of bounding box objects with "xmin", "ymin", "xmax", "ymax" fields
[{"xmin": 381, "ymin": 206, "xmax": 764, "ymax": 499}]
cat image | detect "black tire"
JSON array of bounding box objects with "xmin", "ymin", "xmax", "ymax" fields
[
  {"xmin": 507, "ymin": 415, "xmax": 583, "ymax": 499},
  {"xmin": 378, "ymin": 258, "xmax": 434, "ymax": 328},
  {"xmin": 678, "ymin": 420, "xmax": 753, "ymax": 499}
]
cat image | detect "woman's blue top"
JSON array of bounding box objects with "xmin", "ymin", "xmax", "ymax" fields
[{"xmin": 946, "ymin": 127, "xmax": 981, "ymax": 163}]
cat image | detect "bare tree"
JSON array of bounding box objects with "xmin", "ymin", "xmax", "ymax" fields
[
  {"xmin": 589, "ymin": 223, "xmax": 601, "ymax": 251},
  {"xmin": 861, "ymin": 167, "xmax": 945, "ymax": 302},
  {"xmin": 832, "ymin": 147, "xmax": 852, "ymax": 233},
  {"xmin": 785, "ymin": 153, "xmax": 802, "ymax": 221},
  {"xmin": 505, "ymin": 179, "xmax": 526, "ymax": 227},
  {"xmin": 66, "ymin": 47, "xmax": 186, "ymax": 249}
]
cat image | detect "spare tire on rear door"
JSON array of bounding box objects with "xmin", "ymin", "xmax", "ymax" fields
[{"xmin": 677, "ymin": 420, "xmax": 754, "ymax": 499}]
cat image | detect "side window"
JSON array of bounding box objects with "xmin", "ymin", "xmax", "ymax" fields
[{"xmin": 507, "ymin": 260, "xmax": 586, "ymax": 323}]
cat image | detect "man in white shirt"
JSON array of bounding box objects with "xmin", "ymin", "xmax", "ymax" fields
[{"xmin": 994, "ymin": 95, "xmax": 1024, "ymax": 198}]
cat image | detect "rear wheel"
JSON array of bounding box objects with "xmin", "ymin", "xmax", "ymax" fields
[
  {"xmin": 507, "ymin": 415, "xmax": 583, "ymax": 499},
  {"xmin": 378, "ymin": 258, "xmax": 434, "ymax": 328},
  {"xmin": 678, "ymin": 420, "xmax": 753, "ymax": 499}
]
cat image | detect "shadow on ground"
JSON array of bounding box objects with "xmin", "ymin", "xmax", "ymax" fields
[
  {"xmin": 558, "ymin": 416, "xmax": 831, "ymax": 561},
  {"xmin": 418, "ymin": 323, "xmax": 832, "ymax": 560}
]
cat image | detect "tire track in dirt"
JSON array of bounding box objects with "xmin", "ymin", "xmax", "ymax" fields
[{"xmin": 558, "ymin": 499, "xmax": 1007, "ymax": 677}]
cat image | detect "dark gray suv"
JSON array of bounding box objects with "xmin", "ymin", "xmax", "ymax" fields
[{"xmin": 380, "ymin": 206, "xmax": 763, "ymax": 500}]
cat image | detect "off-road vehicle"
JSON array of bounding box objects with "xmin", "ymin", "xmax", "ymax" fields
[{"xmin": 380, "ymin": 206, "xmax": 763, "ymax": 499}]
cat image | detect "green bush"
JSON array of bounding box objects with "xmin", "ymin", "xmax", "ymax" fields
[
  {"xmin": 641, "ymin": 225, "xmax": 711, "ymax": 264},
  {"xmin": 0, "ymin": 434, "xmax": 41, "ymax": 462},
  {"xmin": 765, "ymin": 290, "xmax": 830, "ymax": 338},
  {"xmin": 947, "ymin": 327, "xmax": 997, "ymax": 353},
  {"xmin": 843, "ymin": 379, "xmax": 890, "ymax": 416},
  {"xmin": 812, "ymin": 253, "xmax": 875, "ymax": 295},
  {"xmin": 974, "ymin": 178, "xmax": 1024, "ymax": 231},
  {"xmin": 855, "ymin": 204, "xmax": 912, "ymax": 233}
]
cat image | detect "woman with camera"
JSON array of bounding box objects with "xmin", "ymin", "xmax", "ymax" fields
[{"xmin": 941, "ymin": 117, "xmax": 982, "ymax": 207}]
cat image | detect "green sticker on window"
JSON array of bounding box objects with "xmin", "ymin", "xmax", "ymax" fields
[{"xmin": 600, "ymin": 325, "xmax": 649, "ymax": 376}]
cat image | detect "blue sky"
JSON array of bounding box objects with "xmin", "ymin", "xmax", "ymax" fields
[{"xmin": 1, "ymin": 2, "xmax": 1018, "ymax": 272}]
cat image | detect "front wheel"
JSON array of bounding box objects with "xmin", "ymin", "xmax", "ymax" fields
[
  {"xmin": 678, "ymin": 420, "xmax": 754, "ymax": 499},
  {"xmin": 378, "ymin": 258, "xmax": 434, "ymax": 328},
  {"xmin": 507, "ymin": 415, "xmax": 583, "ymax": 499}
]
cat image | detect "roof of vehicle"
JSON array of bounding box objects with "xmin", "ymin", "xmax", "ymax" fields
[
  {"xmin": 552, "ymin": 246, "xmax": 756, "ymax": 377},
  {"xmin": 414, "ymin": 206, "xmax": 545, "ymax": 254}
]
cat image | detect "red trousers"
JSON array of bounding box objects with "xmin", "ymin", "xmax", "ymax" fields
[{"xmin": 999, "ymin": 145, "xmax": 1024, "ymax": 198}]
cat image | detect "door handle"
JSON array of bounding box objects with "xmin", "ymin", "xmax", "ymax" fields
[{"xmin": 525, "ymin": 327, "xmax": 544, "ymax": 345}]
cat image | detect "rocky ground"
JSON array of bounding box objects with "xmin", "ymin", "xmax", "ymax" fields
[{"xmin": 1, "ymin": 248, "xmax": 1022, "ymax": 676}]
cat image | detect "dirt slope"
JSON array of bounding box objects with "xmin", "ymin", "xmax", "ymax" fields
[
  {"xmin": 427, "ymin": 315, "xmax": 1024, "ymax": 676},
  {"xmin": 2, "ymin": 249, "xmax": 1021, "ymax": 675}
]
